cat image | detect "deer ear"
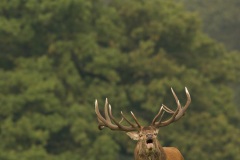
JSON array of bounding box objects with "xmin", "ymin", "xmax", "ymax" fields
[{"xmin": 126, "ymin": 132, "xmax": 140, "ymax": 140}]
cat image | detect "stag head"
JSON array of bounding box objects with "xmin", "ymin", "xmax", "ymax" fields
[
  {"xmin": 127, "ymin": 126, "xmax": 163, "ymax": 159},
  {"xmin": 95, "ymin": 87, "xmax": 191, "ymax": 160}
]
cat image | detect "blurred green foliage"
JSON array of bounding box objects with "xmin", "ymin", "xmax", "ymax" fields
[
  {"xmin": 0, "ymin": 0, "xmax": 239, "ymax": 160},
  {"xmin": 176, "ymin": 0, "xmax": 240, "ymax": 51}
]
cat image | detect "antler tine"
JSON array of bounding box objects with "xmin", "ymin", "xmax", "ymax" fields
[
  {"xmin": 121, "ymin": 111, "xmax": 137, "ymax": 127},
  {"xmin": 104, "ymin": 98, "xmax": 111, "ymax": 121},
  {"xmin": 158, "ymin": 109, "xmax": 166, "ymax": 124},
  {"xmin": 171, "ymin": 88, "xmax": 182, "ymax": 111},
  {"xmin": 95, "ymin": 99, "xmax": 118, "ymax": 130},
  {"xmin": 108, "ymin": 105, "xmax": 124, "ymax": 129},
  {"xmin": 152, "ymin": 87, "xmax": 191, "ymax": 127},
  {"xmin": 95, "ymin": 99, "xmax": 106, "ymax": 130},
  {"xmin": 154, "ymin": 105, "xmax": 179, "ymax": 127},
  {"xmin": 151, "ymin": 106, "xmax": 164, "ymax": 125},
  {"xmin": 105, "ymin": 98, "xmax": 124, "ymax": 124},
  {"xmin": 95, "ymin": 99, "xmax": 141, "ymax": 132},
  {"xmin": 130, "ymin": 111, "xmax": 142, "ymax": 128},
  {"xmin": 174, "ymin": 87, "xmax": 191, "ymax": 120},
  {"xmin": 108, "ymin": 105, "xmax": 142, "ymax": 131},
  {"xmin": 162, "ymin": 104, "xmax": 175, "ymax": 114},
  {"xmin": 152, "ymin": 103, "xmax": 177, "ymax": 126},
  {"xmin": 119, "ymin": 116, "xmax": 124, "ymax": 124},
  {"xmin": 156, "ymin": 107, "xmax": 180, "ymax": 127},
  {"xmin": 185, "ymin": 87, "xmax": 191, "ymax": 106}
]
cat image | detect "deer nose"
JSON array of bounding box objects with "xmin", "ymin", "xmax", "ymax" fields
[{"xmin": 146, "ymin": 134, "xmax": 153, "ymax": 139}]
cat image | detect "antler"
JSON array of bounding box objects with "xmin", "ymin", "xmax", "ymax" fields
[
  {"xmin": 151, "ymin": 87, "xmax": 191, "ymax": 127},
  {"xmin": 95, "ymin": 98, "xmax": 142, "ymax": 131}
]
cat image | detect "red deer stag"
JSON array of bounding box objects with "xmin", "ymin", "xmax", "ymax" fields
[{"xmin": 95, "ymin": 87, "xmax": 191, "ymax": 160}]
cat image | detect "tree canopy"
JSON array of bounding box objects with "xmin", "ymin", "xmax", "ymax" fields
[
  {"xmin": 176, "ymin": 0, "xmax": 240, "ymax": 51},
  {"xmin": 0, "ymin": 0, "xmax": 239, "ymax": 160}
]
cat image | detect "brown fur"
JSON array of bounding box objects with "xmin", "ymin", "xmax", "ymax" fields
[{"xmin": 163, "ymin": 147, "xmax": 184, "ymax": 160}]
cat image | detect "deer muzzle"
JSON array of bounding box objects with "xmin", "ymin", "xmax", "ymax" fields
[{"xmin": 146, "ymin": 134, "xmax": 154, "ymax": 150}]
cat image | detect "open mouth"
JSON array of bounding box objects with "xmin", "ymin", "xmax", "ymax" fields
[
  {"xmin": 146, "ymin": 138, "xmax": 154, "ymax": 150},
  {"xmin": 146, "ymin": 139, "xmax": 153, "ymax": 144}
]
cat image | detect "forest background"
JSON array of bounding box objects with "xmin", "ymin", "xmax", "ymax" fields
[{"xmin": 0, "ymin": 0, "xmax": 239, "ymax": 160}]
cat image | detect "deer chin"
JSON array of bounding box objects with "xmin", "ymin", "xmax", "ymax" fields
[{"xmin": 146, "ymin": 143, "xmax": 154, "ymax": 150}]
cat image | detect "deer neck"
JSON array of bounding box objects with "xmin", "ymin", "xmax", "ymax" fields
[{"xmin": 135, "ymin": 139, "xmax": 166, "ymax": 160}]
